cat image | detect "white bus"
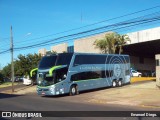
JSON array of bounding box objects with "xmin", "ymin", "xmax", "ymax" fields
[{"xmin": 37, "ymin": 53, "xmax": 130, "ymax": 96}]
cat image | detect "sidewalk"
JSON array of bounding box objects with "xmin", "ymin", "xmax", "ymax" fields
[{"xmin": 87, "ymin": 81, "xmax": 160, "ymax": 109}]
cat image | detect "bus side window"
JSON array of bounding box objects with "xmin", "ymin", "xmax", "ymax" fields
[{"xmin": 56, "ymin": 67, "xmax": 68, "ymax": 82}]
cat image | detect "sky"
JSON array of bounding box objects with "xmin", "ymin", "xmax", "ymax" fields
[{"xmin": 0, "ymin": 0, "xmax": 160, "ymax": 69}]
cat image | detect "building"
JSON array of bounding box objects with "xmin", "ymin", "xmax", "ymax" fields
[
  {"xmin": 38, "ymin": 48, "xmax": 47, "ymax": 56},
  {"xmin": 74, "ymin": 32, "xmax": 108, "ymax": 53},
  {"xmin": 51, "ymin": 43, "xmax": 68, "ymax": 53},
  {"xmin": 39, "ymin": 27, "xmax": 160, "ymax": 76}
]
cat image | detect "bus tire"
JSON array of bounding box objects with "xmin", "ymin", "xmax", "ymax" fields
[
  {"xmin": 112, "ymin": 80, "xmax": 117, "ymax": 87},
  {"xmin": 118, "ymin": 80, "xmax": 122, "ymax": 87},
  {"xmin": 69, "ymin": 85, "xmax": 78, "ymax": 96},
  {"xmin": 75, "ymin": 85, "xmax": 79, "ymax": 95}
]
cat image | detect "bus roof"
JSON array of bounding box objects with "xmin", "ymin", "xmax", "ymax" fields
[{"xmin": 45, "ymin": 52, "xmax": 129, "ymax": 56}]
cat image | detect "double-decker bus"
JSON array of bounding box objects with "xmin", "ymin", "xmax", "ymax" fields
[{"xmin": 37, "ymin": 53, "xmax": 130, "ymax": 96}]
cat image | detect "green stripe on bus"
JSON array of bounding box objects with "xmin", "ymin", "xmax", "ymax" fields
[
  {"xmin": 37, "ymin": 78, "xmax": 103, "ymax": 88},
  {"xmin": 74, "ymin": 78, "xmax": 103, "ymax": 82},
  {"xmin": 49, "ymin": 65, "xmax": 61, "ymax": 76},
  {"xmin": 30, "ymin": 68, "xmax": 38, "ymax": 77}
]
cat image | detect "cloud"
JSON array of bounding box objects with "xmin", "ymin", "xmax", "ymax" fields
[{"xmin": 25, "ymin": 33, "xmax": 32, "ymax": 37}]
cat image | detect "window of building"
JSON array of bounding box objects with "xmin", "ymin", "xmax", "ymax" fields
[{"xmin": 156, "ymin": 60, "xmax": 160, "ymax": 66}]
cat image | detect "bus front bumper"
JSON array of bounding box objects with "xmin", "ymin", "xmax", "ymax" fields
[
  {"xmin": 37, "ymin": 86, "xmax": 66, "ymax": 96},
  {"xmin": 37, "ymin": 86, "xmax": 55, "ymax": 96}
]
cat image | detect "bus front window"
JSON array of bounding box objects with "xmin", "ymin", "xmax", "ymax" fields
[
  {"xmin": 37, "ymin": 67, "xmax": 68, "ymax": 86},
  {"xmin": 37, "ymin": 73, "xmax": 55, "ymax": 86}
]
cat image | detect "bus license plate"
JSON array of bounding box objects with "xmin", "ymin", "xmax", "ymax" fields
[{"xmin": 42, "ymin": 92, "xmax": 45, "ymax": 95}]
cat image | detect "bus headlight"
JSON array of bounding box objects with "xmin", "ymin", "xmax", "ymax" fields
[
  {"xmin": 50, "ymin": 87, "xmax": 55, "ymax": 92},
  {"xmin": 38, "ymin": 81, "xmax": 41, "ymax": 84}
]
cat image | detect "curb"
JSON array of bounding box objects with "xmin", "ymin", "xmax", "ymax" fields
[{"xmin": 131, "ymin": 77, "xmax": 156, "ymax": 83}]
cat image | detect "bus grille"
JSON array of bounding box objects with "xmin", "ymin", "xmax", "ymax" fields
[{"xmin": 38, "ymin": 89, "xmax": 49, "ymax": 91}]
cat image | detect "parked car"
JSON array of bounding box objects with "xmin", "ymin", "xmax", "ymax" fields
[
  {"xmin": 152, "ymin": 71, "xmax": 156, "ymax": 77},
  {"xmin": 131, "ymin": 70, "xmax": 142, "ymax": 77},
  {"xmin": 23, "ymin": 77, "xmax": 32, "ymax": 85}
]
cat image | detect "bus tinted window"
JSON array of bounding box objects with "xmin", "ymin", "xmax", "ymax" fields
[
  {"xmin": 39, "ymin": 55, "xmax": 57, "ymax": 69},
  {"xmin": 71, "ymin": 70, "xmax": 113, "ymax": 81},
  {"xmin": 74, "ymin": 55, "xmax": 106, "ymax": 65},
  {"xmin": 71, "ymin": 71, "xmax": 101, "ymax": 81},
  {"xmin": 56, "ymin": 53, "xmax": 73, "ymax": 66}
]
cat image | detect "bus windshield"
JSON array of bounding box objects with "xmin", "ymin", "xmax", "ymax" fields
[
  {"xmin": 37, "ymin": 67, "xmax": 68, "ymax": 86},
  {"xmin": 39, "ymin": 55, "xmax": 57, "ymax": 69},
  {"xmin": 55, "ymin": 53, "xmax": 73, "ymax": 66},
  {"xmin": 39, "ymin": 53, "xmax": 73, "ymax": 69}
]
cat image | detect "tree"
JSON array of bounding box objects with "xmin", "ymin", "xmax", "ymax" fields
[
  {"xmin": 94, "ymin": 32, "xmax": 119, "ymax": 54},
  {"xmin": 94, "ymin": 32, "xmax": 131, "ymax": 54},
  {"xmin": 0, "ymin": 72, "xmax": 4, "ymax": 83},
  {"xmin": 117, "ymin": 34, "xmax": 131, "ymax": 54},
  {"xmin": 1, "ymin": 53, "xmax": 42, "ymax": 78},
  {"xmin": 16, "ymin": 53, "xmax": 42, "ymax": 76},
  {"xmin": 105, "ymin": 32, "xmax": 119, "ymax": 54},
  {"xmin": 94, "ymin": 38, "xmax": 108, "ymax": 53},
  {"xmin": 1, "ymin": 64, "xmax": 11, "ymax": 78}
]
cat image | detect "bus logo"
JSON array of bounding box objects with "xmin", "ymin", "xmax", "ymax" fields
[{"xmin": 113, "ymin": 64, "xmax": 121, "ymax": 78}]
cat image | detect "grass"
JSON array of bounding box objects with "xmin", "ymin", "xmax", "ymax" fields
[
  {"xmin": 131, "ymin": 77, "xmax": 156, "ymax": 83},
  {"xmin": 0, "ymin": 82, "xmax": 18, "ymax": 88}
]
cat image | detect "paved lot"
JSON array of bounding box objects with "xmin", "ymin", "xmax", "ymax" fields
[
  {"xmin": 87, "ymin": 81, "xmax": 160, "ymax": 109},
  {"xmin": 1, "ymin": 80, "xmax": 160, "ymax": 110}
]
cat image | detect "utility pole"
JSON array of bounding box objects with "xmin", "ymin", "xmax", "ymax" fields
[{"xmin": 10, "ymin": 26, "xmax": 14, "ymax": 92}]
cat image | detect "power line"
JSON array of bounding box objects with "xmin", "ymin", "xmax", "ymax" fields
[
  {"xmin": 1, "ymin": 8, "xmax": 160, "ymax": 54},
  {"xmin": 0, "ymin": 14, "xmax": 159, "ymax": 54},
  {"xmin": 13, "ymin": 5, "xmax": 160, "ymax": 45},
  {"xmin": 12, "ymin": 12, "xmax": 160, "ymax": 49},
  {"xmin": 13, "ymin": 15, "xmax": 160, "ymax": 50},
  {"xmin": 1, "ymin": 5, "xmax": 160, "ymax": 50},
  {"xmin": 12, "ymin": 10, "xmax": 160, "ymax": 48},
  {"xmin": 1, "ymin": 16, "xmax": 159, "ymax": 55},
  {"xmin": 1, "ymin": 4, "xmax": 160, "ymax": 49}
]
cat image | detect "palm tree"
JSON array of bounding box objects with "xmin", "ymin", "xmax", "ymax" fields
[
  {"xmin": 94, "ymin": 38, "xmax": 109, "ymax": 53},
  {"xmin": 94, "ymin": 32, "xmax": 119, "ymax": 54},
  {"xmin": 105, "ymin": 32, "xmax": 119, "ymax": 54},
  {"xmin": 118, "ymin": 34, "xmax": 131, "ymax": 54}
]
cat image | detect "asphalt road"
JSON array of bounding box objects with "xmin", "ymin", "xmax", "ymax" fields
[{"xmin": 0, "ymin": 92, "xmax": 160, "ymax": 120}]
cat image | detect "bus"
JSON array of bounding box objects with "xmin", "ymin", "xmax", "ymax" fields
[{"xmin": 37, "ymin": 53, "xmax": 130, "ymax": 96}]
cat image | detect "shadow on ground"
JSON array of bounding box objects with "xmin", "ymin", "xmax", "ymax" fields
[{"xmin": 0, "ymin": 93, "xmax": 23, "ymax": 99}]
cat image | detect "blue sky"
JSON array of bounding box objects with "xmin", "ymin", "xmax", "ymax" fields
[{"xmin": 0, "ymin": 0, "xmax": 160, "ymax": 68}]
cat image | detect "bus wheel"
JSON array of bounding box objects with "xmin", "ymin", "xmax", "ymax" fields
[
  {"xmin": 118, "ymin": 80, "xmax": 122, "ymax": 87},
  {"xmin": 75, "ymin": 85, "xmax": 79, "ymax": 95},
  {"xmin": 69, "ymin": 85, "xmax": 77, "ymax": 96},
  {"xmin": 112, "ymin": 80, "xmax": 117, "ymax": 87}
]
